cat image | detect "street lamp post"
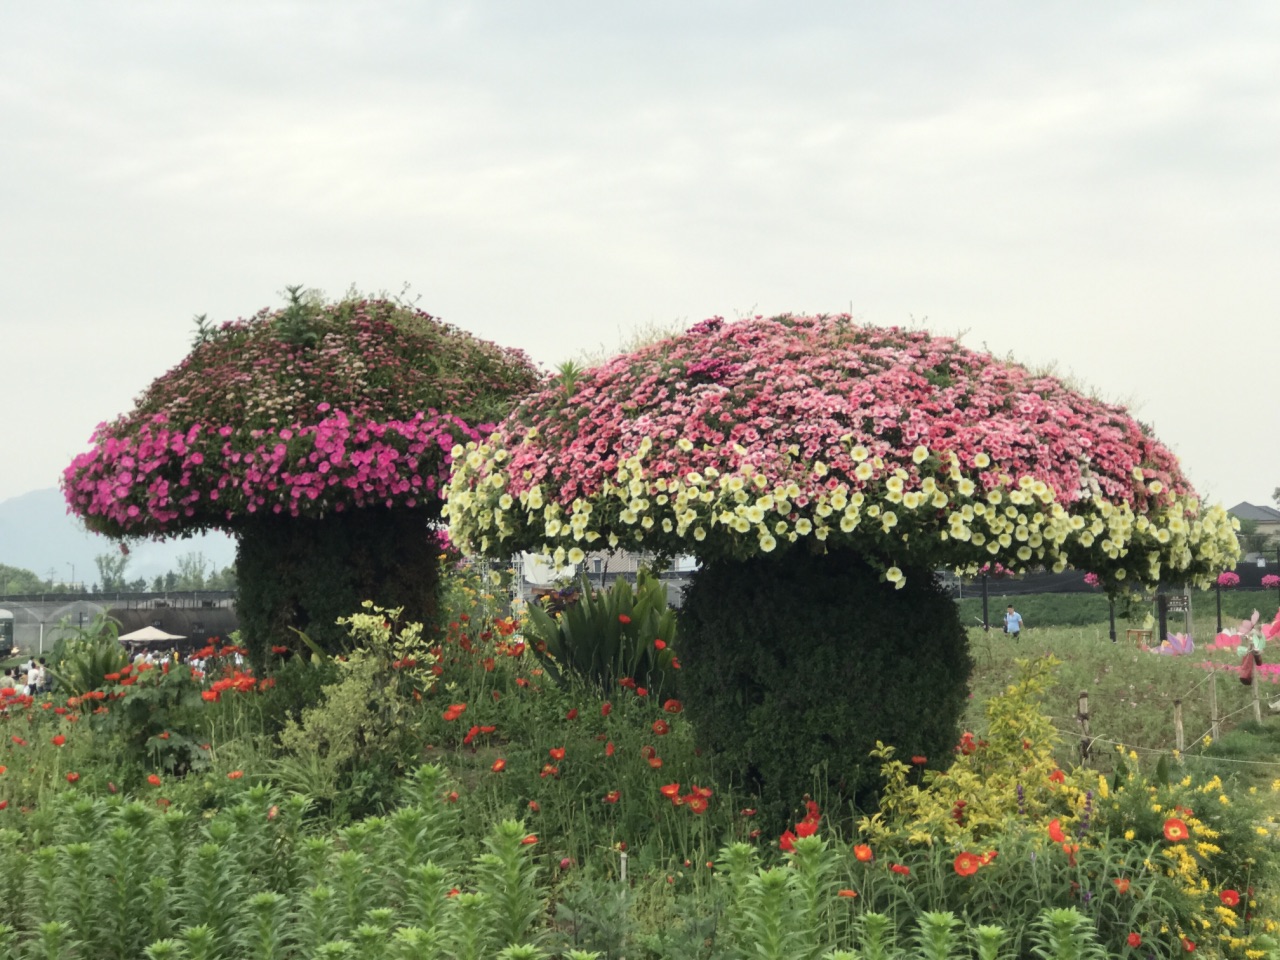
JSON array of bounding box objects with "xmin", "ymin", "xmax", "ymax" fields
[{"xmin": 65, "ymin": 563, "xmax": 75, "ymax": 593}]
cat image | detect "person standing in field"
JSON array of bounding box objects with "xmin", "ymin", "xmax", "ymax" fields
[{"xmin": 1004, "ymin": 604, "xmax": 1023, "ymax": 637}]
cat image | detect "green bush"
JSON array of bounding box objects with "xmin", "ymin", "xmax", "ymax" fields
[
  {"xmin": 523, "ymin": 570, "xmax": 678, "ymax": 698},
  {"xmin": 236, "ymin": 510, "xmax": 443, "ymax": 665},
  {"xmin": 678, "ymin": 550, "xmax": 972, "ymax": 827}
]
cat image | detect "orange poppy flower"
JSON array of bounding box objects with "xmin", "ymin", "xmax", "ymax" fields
[
  {"xmin": 147, "ymin": 774, "xmax": 162, "ymax": 787},
  {"xmin": 548, "ymin": 747, "xmax": 566, "ymax": 761},
  {"xmin": 659, "ymin": 783, "xmax": 682, "ymax": 799},
  {"xmin": 491, "ymin": 759, "xmax": 506, "ymax": 773},
  {"xmin": 1113, "ymin": 877, "xmax": 1131, "ymax": 893},
  {"xmin": 521, "ymin": 834, "xmax": 538, "ymax": 846},
  {"xmin": 685, "ymin": 796, "xmax": 708, "ymax": 814},
  {"xmin": 853, "ymin": 844, "xmax": 873, "ymax": 862},
  {"xmin": 1047, "ymin": 819, "xmax": 1067, "ymax": 843},
  {"xmin": 953, "ymin": 852, "xmax": 981, "ymax": 877},
  {"xmin": 652, "ymin": 720, "xmax": 670, "ymax": 736},
  {"xmin": 227, "ymin": 770, "xmax": 244, "ymax": 780},
  {"xmin": 1163, "ymin": 818, "xmax": 1189, "ymax": 843},
  {"xmin": 603, "ymin": 790, "xmax": 621, "ymax": 804},
  {"xmin": 837, "ymin": 889, "xmax": 857, "ymax": 898},
  {"xmin": 1220, "ymin": 889, "xmax": 1240, "ymax": 907}
]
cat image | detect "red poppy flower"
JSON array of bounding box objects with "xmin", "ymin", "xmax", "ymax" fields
[
  {"xmin": 685, "ymin": 796, "xmax": 708, "ymax": 814},
  {"xmin": 1220, "ymin": 889, "xmax": 1240, "ymax": 907},
  {"xmin": 147, "ymin": 774, "xmax": 162, "ymax": 786},
  {"xmin": 603, "ymin": 790, "xmax": 621, "ymax": 804},
  {"xmin": 515, "ymin": 677, "xmax": 529, "ymax": 687},
  {"xmin": 635, "ymin": 687, "xmax": 647, "ymax": 697},
  {"xmin": 691, "ymin": 785, "xmax": 713, "ymax": 799},
  {"xmin": 663, "ymin": 699, "xmax": 682, "ymax": 714},
  {"xmin": 648, "ymin": 756, "xmax": 663, "ymax": 769},
  {"xmin": 911, "ymin": 755, "xmax": 927, "ymax": 765},
  {"xmin": 1113, "ymin": 877, "xmax": 1131, "ymax": 893},
  {"xmin": 618, "ymin": 614, "xmax": 631, "ymax": 624},
  {"xmin": 527, "ymin": 800, "xmax": 540, "ymax": 813},
  {"xmin": 619, "ymin": 677, "xmax": 636, "ymax": 689},
  {"xmin": 1182, "ymin": 938, "xmax": 1195, "ymax": 952},
  {"xmin": 10, "ymin": 737, "xmax": 25, "ymax": 747},
  {"xmin": 0, "ymin": 801, "xmax": 7, "ymax": 810},
  {"xmin": 652, "ymin": 720, "xmax": 670, "ymax": 736},
  {"xmin": 601, "ymin": 702, "xmax": 613, "ymax": 717},
  {"xmin": 659, "ymin": 782, "xmax": 682, "ymax": 799},
  {"xmin": 671, "ymin": 656, "xmax": 681, "ymax": 669},
  {"xmin": 548, "ymin": 747, "xmax": 566, "ymax": 761},
  {"xmin": 1061, "ymin": 843, "xmax": 1079, "ymax": 866},
  {"xmin": 1127, "ymin": 933, "xmax": 1142, "ymax": 948},
  {"xmin": 565, "ymin": 708, "xmax": 578, "ymax": 720},
  {"xmin": 51, "ymin": 735, "xmax": 66, "ymax": 747},
  {"xmin": 795, "ymin": 819, "xmax": 819, "ymax": 838},
  {"xmin": 1048, "ymin": 819, "xmax": 1067, "ymax": 843},
  {"xmin": 442, "ymin": 703, "xmax": 467, "ymax": 722},
  {"xmin": 953, "ymin": 852, "xmax": 981, "ymax": 877},
  {"xmin": 540, "ymin": 764, "xmax": 559, "ymax": 778},
  {"xmin": 66, "ymin": 772, "xmax": 80, "ymax": 784},
  {"xmin": 1163, "ymin": 818, "xmax": 1189, "ymax": 843},
  {"xmin": 491, "ymin": 759, "xmax": 506, "ymax": 773},
  {"xmin": 271, "ymin": 645, "xmax": 289, "ymax": 655},
  {"xmin": 890, "ymin": 863, "xmax": 910, "ymax": 876},
  {"xmin": 605, "ymin": 741, "xmax": 615, "ymax": 757},
  {"xmin": 653, "ymin": 639, "xmax": 666, "ymax": 650},
  {"xmin": 641, "ymin": 745, "xmax": 656, "ymax": 759},
  {"xmin": 853, "ymin": 844, "xmax": 873, "ymax": 862},
  {"xmin": 227, "ymin": 770, "xmax": 244, "ymax": 780},
  {"xmin": 837, "ymin": 889, "xmax": 857, "ymax": 898},
  {"xmin": 201, "ymin": 690, "xmax": 220, "ymax": 702},
  {"xmin": 1048, "ymin": 769, "xmax": 1066, "ymax": 784},
  {"xmin": 446, "ymin": 791, "xmax": 459, "ymax": 803},
  {"xmin": 521, "ymin": 834, "xmax": 538, "ymax": 846},
  {"xmin": 779, "ymin": 830, "xmax": 797, "ymax": 852}
]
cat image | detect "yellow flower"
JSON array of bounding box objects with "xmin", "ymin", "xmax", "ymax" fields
[{"xmin": 1124, "ymin": 829, "xmax": 1135, "ymax": 841}]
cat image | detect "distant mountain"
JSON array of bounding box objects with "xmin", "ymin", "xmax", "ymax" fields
[{"xmin": 0, "ymin": 488, "xmax": 236, "ymax": 587}]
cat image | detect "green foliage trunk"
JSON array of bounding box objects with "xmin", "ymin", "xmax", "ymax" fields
[
  {"xmin": 235, "ymin": 510, "xmax": 442, "ymax": 663},
  {"xmin": 678, "ymin": 549, "xmax": 972, "ymax": 826}
]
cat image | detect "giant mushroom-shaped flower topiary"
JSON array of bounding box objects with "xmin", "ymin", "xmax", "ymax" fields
[
  {"xmin": 447, "ymin": 314, "xmax": 1239, "ymax": 820},
  {"xmin": 63, "ymin": 292, "xmax": 540, "ymax": 660}
]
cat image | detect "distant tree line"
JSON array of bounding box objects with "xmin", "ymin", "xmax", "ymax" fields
[{"xmin": 0, "ymin": 552, "xmax": 235, "ymax": 595}]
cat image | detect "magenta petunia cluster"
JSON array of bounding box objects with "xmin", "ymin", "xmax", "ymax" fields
[
  {"xmin": 63, "ymin": 297, "xmax": 541, "ymax": 536},
  {"xmin": 446, "ymin": 314, "xmax": 1238, "ymax": 589}
]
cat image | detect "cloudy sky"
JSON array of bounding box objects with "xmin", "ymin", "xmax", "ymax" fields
[{"xmin": 2, "ymin": 2, "xmax": 1278, "ymax": 515}]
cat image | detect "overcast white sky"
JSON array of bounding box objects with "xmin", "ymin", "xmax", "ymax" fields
[{"xmin": 2, "ymin": 2, "xmax": 1278, "ymax": 515}]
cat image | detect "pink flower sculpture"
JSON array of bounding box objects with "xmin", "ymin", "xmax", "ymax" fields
[
  {"xmin": 447, "ymin": 314, "xmax": 1238, "ymax": 588},
  {"xmin": 1152, "ymin": 632, "xmax": 1195, "ymax": 656},
  {"xmin": 64, "ymin": 297, "xmax": 540, "ymax": 536}
]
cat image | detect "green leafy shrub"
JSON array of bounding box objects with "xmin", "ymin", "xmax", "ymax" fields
[
  {"xmin": 524, "ymin": 570, "xmax": 678, "ymax": 698},
  {"xmin": 678, "ymin": 549, "xmax": 972, "ymax": 827},
  {"xmin": 276, "ymin": 603, "xmax": 438, "ymax": 817},
  {"xmin": 236, "ymin": 509, "xmax": 445, "ymax": 666},
  {"xmin": 46, "ymin": 615, "xmax": 129, "ymax": 698}
]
